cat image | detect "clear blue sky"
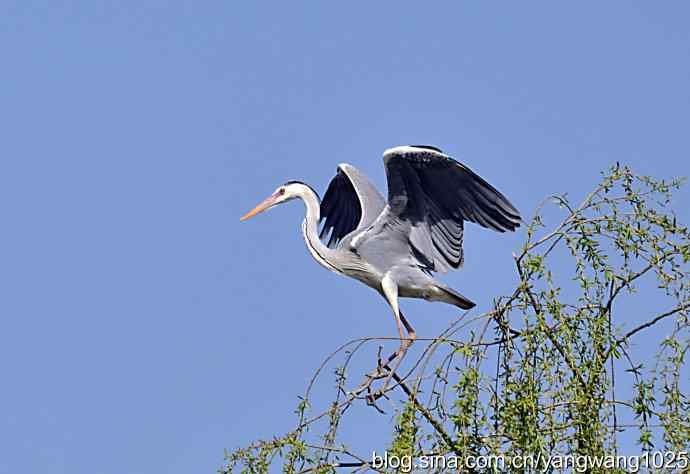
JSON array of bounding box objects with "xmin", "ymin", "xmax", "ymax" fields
[{"xmin": 1, "ymin": 2, "xmax": 689, "ymax": 473}]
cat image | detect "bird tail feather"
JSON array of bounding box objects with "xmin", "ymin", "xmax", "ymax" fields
[{"xmin": 435, "ymin": 285, "xmax": 476, "ymax": 310}]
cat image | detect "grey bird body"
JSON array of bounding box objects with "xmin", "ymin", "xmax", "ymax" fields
[
  {"xmin": 241, "ymin": 145, "xmax": 521, "ymax": 384},
  {"xmin": 312, "ymin": 145, "xmax": 520, "ymax": 308}
]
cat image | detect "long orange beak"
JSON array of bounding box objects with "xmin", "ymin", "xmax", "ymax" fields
[{"xmin": 240, "ymin": 193, "xmax": 279, "ymax": 221}]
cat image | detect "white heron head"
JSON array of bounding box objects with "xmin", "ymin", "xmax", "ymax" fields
[{"xmin": 239, "ymin": 181, "xmax": 310, "ymax": 221}]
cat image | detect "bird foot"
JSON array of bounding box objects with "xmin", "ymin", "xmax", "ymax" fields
[
  {"xmin": 349, "ymin": 346, "xmax": 404, "ymax": 406},
  {"xmin": 348, "ymin": 365, "xmax": 388, "ymax": 398}
]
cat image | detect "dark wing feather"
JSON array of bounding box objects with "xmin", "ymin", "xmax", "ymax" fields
[
  {"xmin": 319, "ymin": 164, "xmax": 385, "ymax": 249},
  {"xmin": 383, "ymin": 147, "xmax": 521, "ymax": 272}
]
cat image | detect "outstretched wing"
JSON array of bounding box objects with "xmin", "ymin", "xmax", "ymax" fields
[
  {"xmin": 374, "ymin": 145, "xmax": 521, "ymax": 272},
  {"xmin": 319, "ymin": 163, "xmax": 385, "ymax": 248}
]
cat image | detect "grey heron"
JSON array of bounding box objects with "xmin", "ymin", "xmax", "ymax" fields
[{"xmin": 241, "ymin": 145, "xmax": 520, "ymax": 389}]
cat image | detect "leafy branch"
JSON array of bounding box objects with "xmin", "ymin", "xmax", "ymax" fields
[{"xmin": 222, "ymin": 164, "xmax": 689, "ymax": 474}]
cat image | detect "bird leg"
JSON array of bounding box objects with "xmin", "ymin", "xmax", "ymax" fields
[
  {"xmin": 351, "ymin": 327, "xmax": 416, "ymax": 407},
  {"xmin": 350, "ymin": 311, "xmax": 417, "ymax": 406},
  {"xmin": 368, "ymin": 275, "xmax": 416, "ymax": 399},
  {"xmin": 399, "ymin": 311, "xmax": 417, "ymax": 345},
  {"xmin": 350, "ymin": 276, "xmax": 417, "ymax": 404},
  {"xmin": 371, "ymin": 310, "xmax": 415, "ymax": 398}
]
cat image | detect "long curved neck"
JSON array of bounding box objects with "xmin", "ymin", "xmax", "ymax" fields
[{"xmin": 295, "ymin": 184, "xmax": 340, "ymax": 274}]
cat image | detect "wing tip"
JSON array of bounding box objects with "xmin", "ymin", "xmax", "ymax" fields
[{"xmin": 383, "ymin": 145, "xmax": 448, "ymax": 157}]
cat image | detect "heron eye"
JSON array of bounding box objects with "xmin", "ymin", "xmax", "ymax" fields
[{"xmin": 278, "ymin": 188, "xmax": 286, "ymax": 195}]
